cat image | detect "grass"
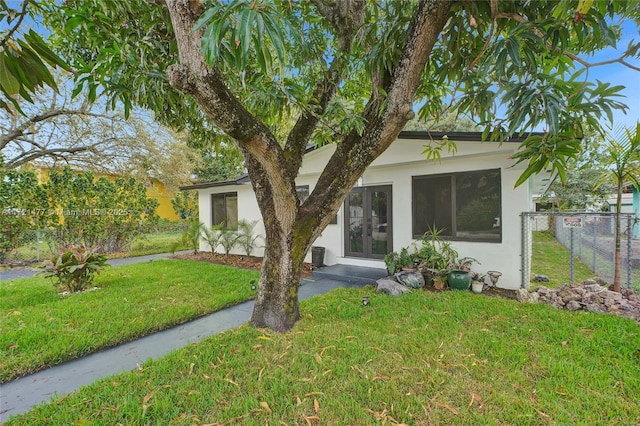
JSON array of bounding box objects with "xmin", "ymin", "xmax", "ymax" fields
[
  {"xmin": 5, "ymin": 288, "xmax": 639, "ymax": 425},
  {"xmin": 530, "ymin": 231, "xmax": 595, "ymax": 287},
  {"xmin": 0, "ymin": 260, "xmax": 258, "ymax": 383}
]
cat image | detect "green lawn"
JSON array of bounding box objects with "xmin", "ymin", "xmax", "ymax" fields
[
  {"xmin": 0, "ymin": 260, "xmax": 258, "ymax": 383},
  {"xmin": 530, "ymin": 231, "xmax": 595, "ymax": 287},
  {"xmin": 5, "ymin": 288, "xmax": 639, "ymax": 425}
]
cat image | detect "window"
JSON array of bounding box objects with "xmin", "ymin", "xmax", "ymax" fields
[
  {"xmin": 211, "ymin": 192, "xmax": 238, "ymax": 228},
  {"xmin": 413, "ymin": 169, "xmax": 501, "ymax": 242},
  {"xmin": 297, "ymin": 185, "xmax": 337, "ymax": 224}
]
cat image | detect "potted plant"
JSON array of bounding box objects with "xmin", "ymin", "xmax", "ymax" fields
[
  {"xmin": 384, "ymin": 251, "xmax": 400, "ymax": 275},
  {"xmin": 432, "ymin": 272, "xmax": 448, "ymax": 290},
  {"xmin": 447, "ymin": 257, "xmax": 478, "ymax": 290},
  {"xmin": 470, "ymin": 272, "xmax": 486, "ymax": 294}
]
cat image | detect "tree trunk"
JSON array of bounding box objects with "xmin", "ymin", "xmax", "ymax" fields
[
  {"xmin": 250, "ymin": 216, "xmax": 313, "ymax": 331},
  {"xmin": 250, "ymin": 240, "xmax": 302, "ymax": 332}
]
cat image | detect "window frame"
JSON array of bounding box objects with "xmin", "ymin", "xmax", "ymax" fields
[
  {"xmin": 211, "ymin": 192, "xmax": 238, "ymax": 229},
  {"xmin": 296, "ymin": 184, "xmax": 338, "ymax": 225},
  {"xmin": 412, "ymin": 169, "xmax": 502, "ymax": 243}
]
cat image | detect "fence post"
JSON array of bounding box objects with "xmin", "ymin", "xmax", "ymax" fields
[
  {"xmin": 626, "ymin": 216, "xmax": 632, "ymax": 290},
  {"xmin": 520, "ymin": 212, "xmax": 529, "ymax": 289},
  {"xmin": 570, "ymin": 226, "xmax": 575, "ymax": 283},
  {"xmin": 36, "ymin": 229, "xmax": 41, "ymax": 261},
  {"xmin": 592, "ymin": 225, "xmax": 597, "ymax": 276}
]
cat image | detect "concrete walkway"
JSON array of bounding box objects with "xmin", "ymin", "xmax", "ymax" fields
[{"xmin": 0, "ymin": 267, "xmax": 379, "ymax": 421}]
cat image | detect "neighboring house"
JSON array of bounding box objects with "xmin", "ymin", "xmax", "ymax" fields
[
  {"xmin": 181, "ymin": 131, "xmax": 554, "ymax": 290},
  {"xmin": 28, "ymin": 164, "xmax": 179, "ymax": 221},
  {"xmin": 607, "ymin": 183, "xmax": 640, "ymax": 239}
]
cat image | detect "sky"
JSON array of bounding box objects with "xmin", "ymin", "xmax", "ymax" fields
[{"xmin": 585, "ymin": 20, "xmax": 640, "ymax": 130}]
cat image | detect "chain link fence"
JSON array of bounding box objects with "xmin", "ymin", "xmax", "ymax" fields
[
  {"xmin": 521, "ymin": 212, "xmax": 638, "ymax": 290},
  {"xmin": 1, "ymin": 222, "xmax": 189, "ymax": 267}
]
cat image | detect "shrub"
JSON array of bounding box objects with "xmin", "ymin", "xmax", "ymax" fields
[
  {"xmin": 236, "ymin": 219, "xmax": 263, "ymax": 256},
  {"xmin": 219, "ymin": 226, "xmax": 240, "ymax": 256},
  {"xmin": 40, "ymin": 245, "xmax": 108, "ymax": 293},
  {"xmin": 200, "ymin": 223, "xmax": 224, "ymax": 255},
  {"xmin": 182, "ymin": 219, "xmax": 203, "ymax": 254}
]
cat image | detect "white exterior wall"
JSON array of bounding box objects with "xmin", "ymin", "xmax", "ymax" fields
[
  {"xmin": 196, "ymin": 136, "xmax": 533, "ymax": 289},
  {"xmin": 197, "ymin": 184, "xmax": 264, "ymax": 254}
]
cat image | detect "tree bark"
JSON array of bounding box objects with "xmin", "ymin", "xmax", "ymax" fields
[{"xmin": 164, "ymin": 0, "xmax": 453, "ymax": 332}]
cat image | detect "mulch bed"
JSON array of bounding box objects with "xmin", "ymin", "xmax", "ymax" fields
[
  {"xmin": 172, "ymin": 252, "xmax": 314, "ymax": 277},
  {"xmin": 172, "ymin": 252, "xmax": 518, "ymax": 299}
]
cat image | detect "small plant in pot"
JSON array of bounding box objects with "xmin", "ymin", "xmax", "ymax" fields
[
  {"xmin": 432, "ymin": 271, "xmax": 448, "ymax": 290},
  {"xmin": 470, "ymin": 272, "xmax": 486, "ymax": 294}
]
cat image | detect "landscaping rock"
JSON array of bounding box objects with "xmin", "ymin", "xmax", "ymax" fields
[
  {"xmin": 519, "ymin": 280, "xmax": 640, "ymax": 325},
  {"xmin": 394, "ymin": 270, "xmax": 425, "ymax": 289},
  {"xmin": 533, "ymin": 274, "xmax": 550, "ymax": 282},
  {"xmin": 516, "ymin": 289, "xmax": 539, "ymax": 303},
  {"xmin": 376, "ymin": 278, "xmax": 411, "ymax": 296}
]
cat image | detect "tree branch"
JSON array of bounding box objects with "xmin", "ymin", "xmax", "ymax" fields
[
  {"xmin": 305, "ymin": 0, "xmax": 454, "ymax": 236},
  {"xmin": 495, "ymin": 11, "xmax": 640, "ymax": 73},
  {"xmin": 283, "ymin": 0, "xmax": 366, "ymax": 181},
  {"xmin": 5, "ymin": 143, "xmax": 103, "ymax": 169},
  {"xmin": 0, "ymin": 108, "xmax": 118, "ymax": 150},
  {"xmin": 0, "ymin": 0, "xmax": 30, "ymax": 49}
]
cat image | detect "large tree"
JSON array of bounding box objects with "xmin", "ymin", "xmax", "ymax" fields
[{"xmin": 43, "ymin": 0, "xmax": 639, "ymax": 331}]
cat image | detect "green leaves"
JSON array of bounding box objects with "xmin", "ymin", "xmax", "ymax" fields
[
  {"xmin": 0, "ymin": 0, "xmax": 73, "ymax": 115},
  {"xmin": 511, "ymin": 134, "xmax": 582, "ymax": 188},
  {"xmin": 195, "ymin": 0, "xmax": 295, "ymax": 74}
]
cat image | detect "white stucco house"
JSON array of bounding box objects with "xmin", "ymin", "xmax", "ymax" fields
[{"xmin": 181, "ymin": 131, "xmax": 553, "ymax": 290}]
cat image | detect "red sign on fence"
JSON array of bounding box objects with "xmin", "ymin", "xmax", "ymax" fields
[{"xmin": 562, "ymin": 217, "xmax": 583, "ymax": 228}]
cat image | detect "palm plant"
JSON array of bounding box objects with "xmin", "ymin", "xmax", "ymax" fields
[{"xmin": 601, "ymin": 122, "xmax": 640, "ymax": 292}]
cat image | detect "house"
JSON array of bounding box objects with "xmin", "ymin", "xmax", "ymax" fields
[
  {"xmin": 606, "ymin": 183, "xmax": 640, "ymax": 238},
  {"xmin": 181, "ymin": 131, "xmax": 554, "ymax": 290}
]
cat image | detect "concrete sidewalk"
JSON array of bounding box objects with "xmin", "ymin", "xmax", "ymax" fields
[
  {"xmin": 0, "ymin": 251, "xmax": 191, "ymax": 281},
  {"xmin": 0, "ymin": 275, "xmax": 367, "ymax": 421}
]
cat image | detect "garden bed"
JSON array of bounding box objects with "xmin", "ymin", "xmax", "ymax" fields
[{"xmin": 172, "ymin": 252, "xmax": 314, "ymax": 277}]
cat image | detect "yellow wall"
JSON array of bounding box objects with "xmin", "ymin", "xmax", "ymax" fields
[
  {"xmin": 146, "ymin": 179, "xmax": 179, "ymax": 220},
  {"xmin": 28, "ymin": 166, "xmax": 178, "ymax": 221}
]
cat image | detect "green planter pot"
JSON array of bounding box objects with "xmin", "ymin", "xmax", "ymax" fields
[{"xmin": 448, "ymin": 270, "xmax": 471, "ymax": 290}]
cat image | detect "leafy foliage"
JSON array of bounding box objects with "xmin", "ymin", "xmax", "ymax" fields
[
  {"xmin": 181, "ymin": 218, "xmax": 202, "ymax": 255},
  {"xmin": 0, "ymin": 0, "xmax": 72, "ymax": 114},
  {"xmin": 192, "ymin": 147, "xmax": 245, "ymax": 184},
  {"xmin": 200, "ymin": 222, "xmax": 224, "ymax": 255},
  {"xmin": 219, "ymin": 226, "xmax": 241, "ymax": 256},
  {"xmin": 39, "ymin": 244, "xmax": 108, "ymax": 293},
  {"xmin": 0, "ymin": 168, "xmax": 54, "ymax": 262},
  {"xmin": 171, "ymin": 190, "xmax": 199, "ymax": 221},
  {"xmin": 237, "ymin": 219, "xmax": 263, "ymax": 256},
  {"xmin": 43, "ymin": 167, "xmax": 159, "ymax": 252}
]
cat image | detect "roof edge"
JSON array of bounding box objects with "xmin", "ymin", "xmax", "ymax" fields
[
  {"xmin": 397, "ymin": 130, "xmax": 545, "ymax": 143},
  {"xmin": 179, "ymin": 174, "xmax": 250, "ymax": 191}
]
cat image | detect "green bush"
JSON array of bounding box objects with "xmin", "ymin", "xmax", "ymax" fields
[
  {"xmin": 44, "ymin": 167, "xmax": 159, "ymax": 253},
  {"xmin": 0, "ymin": 168, "xmax": 55, "ymax": 263},
  {"xmin": 40, "ymin": 245, "xmax": 109, "ymax": 293}
]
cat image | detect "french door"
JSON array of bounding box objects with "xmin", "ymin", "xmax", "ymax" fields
[{"xmin": 344, "ymin": 185, "xmax": 392, "ymax": 259}]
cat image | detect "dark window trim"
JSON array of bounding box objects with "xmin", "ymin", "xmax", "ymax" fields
[
  {"xmin": 412, "ymin": 169, "xmax": 502, "ymax": 243},
  {"xmin": 297, "ymin": 184, "xmax": 337, "ymax": 225},
  {"xmin": 211, "ymin": 192, "xmax": 238, "ymax": 228}
]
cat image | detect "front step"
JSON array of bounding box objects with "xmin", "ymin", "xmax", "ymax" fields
[{"xmin": 312, "ymin": 264, "xmax": 388, "ymax": 285}]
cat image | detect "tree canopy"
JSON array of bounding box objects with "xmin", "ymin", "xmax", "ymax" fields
[{"xmin": 24, "ymin": 0, "xmax": 640, "ymax": 331}]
